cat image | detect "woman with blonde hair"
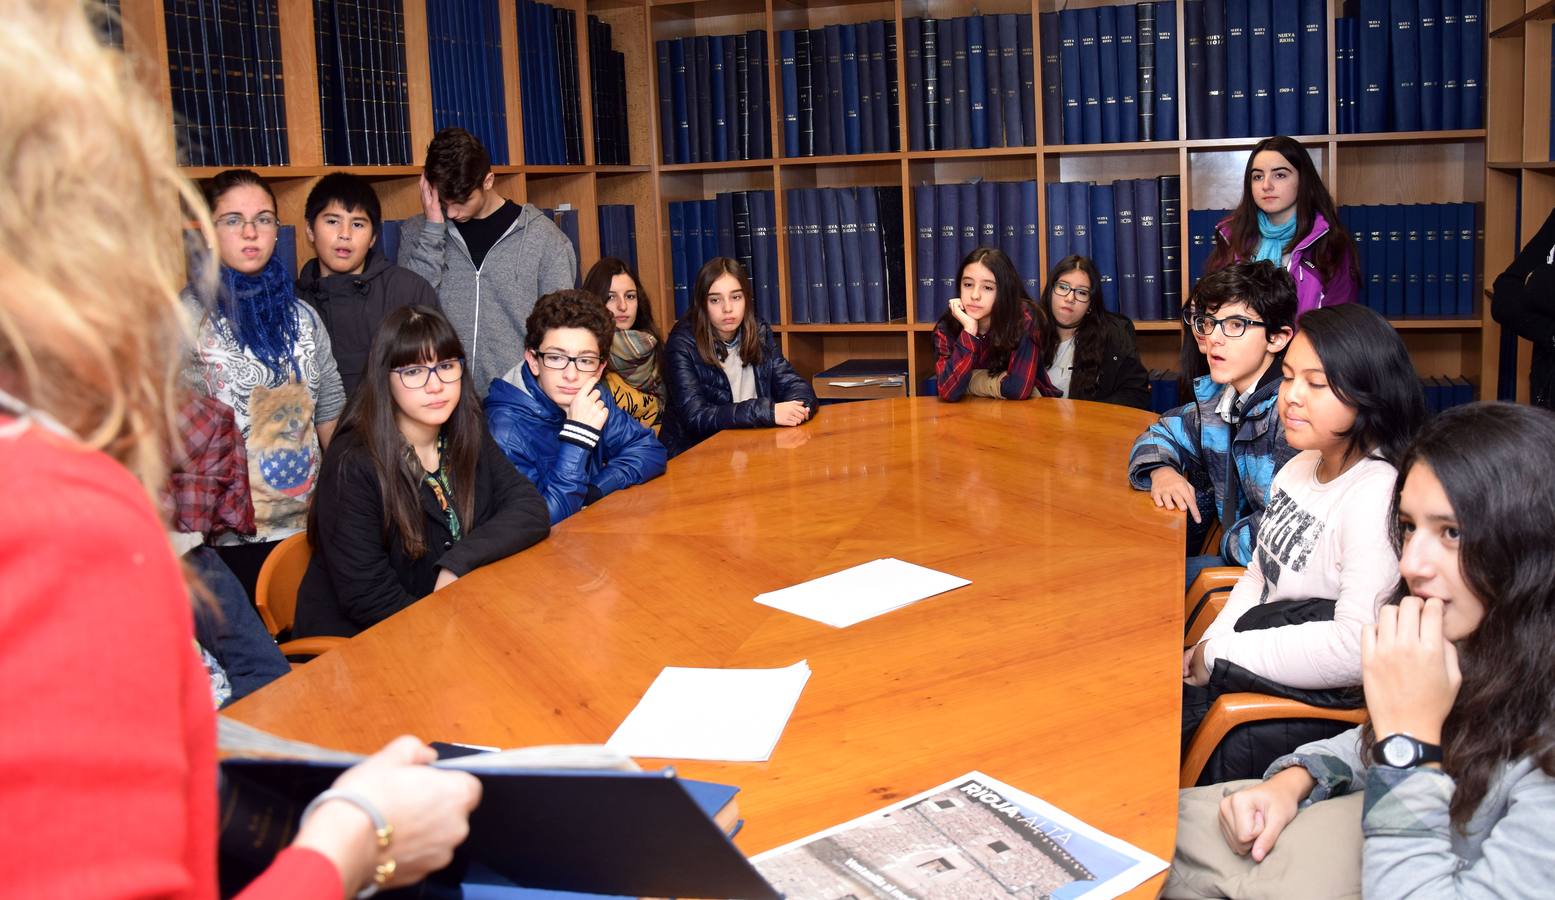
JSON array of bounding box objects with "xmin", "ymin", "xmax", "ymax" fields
[{"xmin": 0, "ymin": 1, "xmax": 478, "ymax": 895}]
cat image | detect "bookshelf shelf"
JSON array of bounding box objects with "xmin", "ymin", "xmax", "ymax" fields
[
  {"xmin": 1331, "ymin": 129, "xmax": 1490, "ymax": 145},
  {"xmin": 780, "ymin": 152, "xmax": 905, "ymax": 166},
  {"xmin": 658, "ymin": 159, "xmax": 777, "ymax": 172},
  {"xmin": 1487, "ymin": 160, "xmax": 1555, "ymax": 170},
  {"xmin": 906, "ymin": 147, "xmax": 1040, "ymax": 160},
  {"xmin": 1489, "ymin": 1, "xmax": 1555, "ymax": 38},
  {"xmin": 778, "ymin": 323, "xmax": 912, "ymax": 332}
]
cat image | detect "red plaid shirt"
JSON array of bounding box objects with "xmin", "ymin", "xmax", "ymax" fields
[
  {"xmin": 165, "ymin": 394, "xmax": 254, "ymax": 539},
  {"xmin": 932, "ymin": 305, "xmax": 1061, "ymax": 401}
]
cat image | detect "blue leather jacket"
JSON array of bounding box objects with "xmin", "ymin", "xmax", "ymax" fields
[{"xmin": 660, "ymin": 318, "xmax": 818, "ymax": 457}]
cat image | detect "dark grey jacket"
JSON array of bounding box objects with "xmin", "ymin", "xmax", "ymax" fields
[{"xmin": 296, "ymin": 249, "xmax": 438, "ymax": 398}]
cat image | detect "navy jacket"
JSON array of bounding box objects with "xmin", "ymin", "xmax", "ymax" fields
[
  {"xmin": 486, "ymin": 363, "xmax": 668, "ymax": 524},
  {"xmin": 660, "ymin": 319, "xmax": 818, "ymax": 457}
]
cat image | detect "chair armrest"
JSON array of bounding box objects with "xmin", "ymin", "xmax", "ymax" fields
[
  {"xmin": 1180, "ymin": 692, "xmax": 1368, "ymax": 788},
  {"xmin": 1185, "ymin": 567, "xmax": 1245, "ymax": 646},
  {"xmin": 278, "ymin": 636, "xmax": 348, "ymax": 660}
]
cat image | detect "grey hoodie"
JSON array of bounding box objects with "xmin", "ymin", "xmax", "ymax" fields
[{"xmin": 399, "ymin": 202, "xmax": 576, "ymax": 396}]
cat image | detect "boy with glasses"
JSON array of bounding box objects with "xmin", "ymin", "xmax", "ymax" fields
[
  {"xmin": 1128, "ymin": 262, "xmax": 1299, "ymax": 581},
  {"xmin": 486, "ymin": 290, "xmax": 667, "ymax": 524}
]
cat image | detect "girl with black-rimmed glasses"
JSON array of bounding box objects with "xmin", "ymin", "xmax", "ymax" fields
[
  {"xmin": 294, "ymin": 305, "xmax": 550, "ymax": 638},
  {"xmin": 1038, "ymin": 255, "xmax": 1151, "ymax": 408}
]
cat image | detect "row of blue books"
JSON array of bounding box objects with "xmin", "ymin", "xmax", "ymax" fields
[
  {"xmin": 1048, "ymin": 177, "xmax": 1183, "ymax": 323},
  {"xmin": 1335, "ymin": 0, "xmax": 1484, "ymax": 134},
  {"xmin": 598, "ymin": 204, "xmax": 638, "ymax": 274},
  {"xmin": 1147, "ymin": 370, "xmax": 1183, "ymax": 412},
  {"xmin": 426, "ymin": 0, "xmax": 509, "ymax": 165},
  {"xmin": 536, "ymin": 207, "xmax": 581, "ymax": 284},
  {"xmin": 1343, "ymin": 202, "xmax": 1480, "ymax": 318},
  {"xmin": 516, "ymin": 0, "xmax": 583, "ymax": 166},
  {"xmin": 1044, "ymin": 3, "xmax": 1180, "ymax": 145},
  {"xmin": 668, "ymin": 192, "xmax": 780, "ymax": 324},
  {"xmin": 165, "ymin": 0, "xmax": 290, "ymax": 166},
  {"xmin": 783, "ymin": 187, "xmax": 907, "ymax": 324},
  {"xmin": 911, "ymin": 180, "xmax": 1043, "ymax": 324},
  {"xmin": 1183, "ymin": 0, "xmax": 1328, "ymax": 139},
  {"xmin": 315, "ymin": 0, "xmax": 413, "ymax": 165},
  {"xmin": 656, "ymin": 31, "xmax": 772, "ymax": 164},
  {"xmin": 779, "ymin": 21, "xmax": 900, "ymax": 158},
  {"xmin": 1186, "ymin": 208, "xmax": 1233, "ymax": 290},
  {"xmin": 903, "ymin": 15, "xmax": 1037, "ymax": 151},
  {"xmin": 588, "ymin": 16, "xmax": 630, "ymax": 165}
]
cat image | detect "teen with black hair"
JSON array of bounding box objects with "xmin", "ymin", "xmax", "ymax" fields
[
  {"xmin": 297, "ymin": 171, "xmax": 438, "ymax": 397},
  {"xmin": 294, "ymin": 305, "xmax": 549, "ymax": 638},
  {"xmin": 1037, "ymin": 254, "xmax": 1150, "ymax": 408},
  {"xmin": 582, "ymin": 256, "xmax": 666, "ymax": 432},
  {"xmin": 933, "ymin": 247, "xmax": 1061, "ymax": 401}
]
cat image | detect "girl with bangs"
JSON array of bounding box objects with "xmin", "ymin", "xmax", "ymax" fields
[
  {"xmin": 294, "ymin": 305, "xmax": 549, "ymax": 638},
  {"xmin": 1037, "ymin": 254, "xmax": 1151, "ymax": 408},
  {"xmin": 932, "ymin": 247, "xmax": 1062, "ymax": 401}
]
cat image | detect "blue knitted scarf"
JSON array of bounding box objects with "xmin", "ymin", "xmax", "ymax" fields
[{"xmin": 215, "ymin": 254, "xmax": 301, "ymax": 384}]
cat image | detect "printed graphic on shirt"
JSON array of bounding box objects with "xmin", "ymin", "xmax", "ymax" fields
[
  {"xmin": 246, "ymin": 381, "xmax": 317, "ymax": 533},
  {"xmin": 1254, "ymin": 487, "xmax": 1323, "ymax": 601}
]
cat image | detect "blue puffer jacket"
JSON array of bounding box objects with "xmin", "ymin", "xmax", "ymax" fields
[
  {"xmin": 660, "ymin": 318, "xmax": 818, "ymax": 457},
  {"xmin": 1127, "ymin": 369, "xmax": 1297, "ymax": 565},
  {"xmin": 486, "ymin": 363, "xmax": 667, "ymax": 524}
]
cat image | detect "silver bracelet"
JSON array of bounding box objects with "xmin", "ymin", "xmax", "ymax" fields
[{"xmin": 299, "ymin": 789, "xmax": 396, "ymax": 899}]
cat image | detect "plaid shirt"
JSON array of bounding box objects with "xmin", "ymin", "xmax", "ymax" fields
[
  {"xmin": 166, "ymin": 394, "xmax": 254, "ymax": 539},
  {"xmin": 932, "ymin": 306, "xmax": 1060, "ymax": 401}
]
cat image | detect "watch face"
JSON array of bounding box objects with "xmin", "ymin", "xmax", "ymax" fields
[{"xmin": 1382, "ymin": 736, "xmax": 1417, "ymax": 767}]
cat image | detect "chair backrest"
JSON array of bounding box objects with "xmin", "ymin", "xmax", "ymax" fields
[{"xmin": 254, "ymin": 532, "xmax": 311, "ymax": 637}]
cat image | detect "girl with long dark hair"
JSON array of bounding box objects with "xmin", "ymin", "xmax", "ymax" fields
[
  {"xmin": 582, "ymin": 256, "xmax": 665, "ymax": 432},
  {"xmin": 1038, "ymin": 255, "xmax": 1150, "ymax": 408},
  {"xmin": 933, "ymin": 247, "xmax": 1062, "ymax": 401},
  {"xmin": 294, "ymin": 305, "xmax": 549, "ymax": 638}
]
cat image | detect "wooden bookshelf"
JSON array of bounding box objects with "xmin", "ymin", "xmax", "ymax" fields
[{"xmin": 119, "ymin": 0, "xmax": 1503, "ymax": 399}]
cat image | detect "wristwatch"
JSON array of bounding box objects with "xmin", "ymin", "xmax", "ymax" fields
[{"xmin": 1372, "ymin": 733, "xmax": 1443, "ymax": 768}]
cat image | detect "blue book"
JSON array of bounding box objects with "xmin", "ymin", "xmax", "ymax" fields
[
  {"xmin": 1005, "ymin": 14, "xmax": 1027, "ymax": 146},
  {"xmin": 1457, "ymin": 202, "xmax": 1476, "ymax": 316},
  {"xmin": 968, "ymin": 15, "xmax": 988, "ymax": 148},
  {"xmin": 1418, "ymin": 0, "xmax": 1442, "ymax": 130},
  {"xmin": 723, "ymin": 36, "xmax": 740, "ymax": 159},
  {"xmin": 904, "ymin": 18, "xmax": 925, "ymax": 150},
  {"xmin": 801, "ymin": 189, "xmax": 829, "ymax": 324},
  {"xmin": 1440, "ymin": 0, "xmax": 1461, "ymax": 130},
  {"xmin": 681, "ymin": 199, "xmax": 703, "ymax": 277},
  {"xmin": 913, "ymin": 183, "xmax": 937, "ymax": 323},
  {"xmin": 1135, "ymin": 178, "xmax": 1162, "ymax": 319},
  {"xmin": 936, "ymin": 182, "xmax": 961, "ymax": 303},
  {"xmin": 878, "ymin": 187, "xmax": 908, "ymax": 319},
  {"xmin": 716, "ymin": 190, "xmax": 736, "ymax": 261},
  {"xmin": 1019, "ymin": 180, "xmax": 1041, "ymax": 299},
  {"xmin": 779, "ymin": 30, "xmax": 798, "ymax": 157},
  {"xmin": 1017, "ymin": 13, "xmax": 1037, "ymax": 145},
  {"xmin": 1058, "ymin": 9, "xmax": 1083, "ymax": 143},
  {"xmin": 1047, "ymin": 180, "xmax": 1070, "ymax": 266},
  {"xmin": 1185, "ymin": 0, "xmax": 1207, "ymax": 139},
  {"xmin": 820, "ymin": 188, "xmax": 849, "ymax": 324},
  {"xmin": 1460, "ymin": 0, "xmax": 1482, "ymax": 128},
  {"xmin": 1118, "ymin": 14, "xmax": 1139, "ymax": 142},
  {"xmin": 750, "ymin": 29, "xmax": 771, "ymax": 159},
  {"xmin": 858, "ymin": 23, "xmax": 877, "ymax": 154},
  {"xmin": 1390, "ymin": 0, "xmax": 1421, "ymax": 131},
  {"xmin": 978, "ymin": 179, "xmax": 1000, "ymax": 251},
  {"xmin": 1137, "ymin": 3, "xmax": 1157, "ymax": 140},
  {"xmin": 869, "ymin": 20, "xmax": 891, "ymax": 153},
  {"xmin": 984, "ymin": 15, "xmax": 1005, "ymax": 147},
  {"xmin": 1090, "ymin": 184, "xmax": 1118, "ymax": 312},
  {"xmin": 1335, "ymin": 18, "xmax": 1351, "ymax": 133},
  {"xmin": 858, "ymin": 187, "xmax": 887, "ymax": 321},
  {"xmin": 709, "ymin": 35, "xmax": 729, "ymax": 162},
  {"xmin": 810, "ymin": 28, "xmax": 832, "ymax": 155},
  {"xmin": 956, "ymin": 182, "xmax": 980, "ymax": 268},
  {"xmin": 823, "ymin": 25, "xmax": 846, "ymax": 155},
  {"xmin": 1299, "ymin": 0, "xmax": 1324, "ymax": 134},
  {"xmin": 998, "ymin": 179, "xmax": 1021, "ymax": 265},
  {"xmin": 1248, "ymin": 0, "xmax": 1274, "ymax": 136},
  {"xmin": 669, "ymin": 202, "xmax": 688, "ymax": 317},
  {"xmin": 1154, "ymin": 3, "xmax": 1178, "ymax": 139},
  {"xmin": 1159, "ymin": 175, "xmax": 1182, "ymax": 320},
  {"xmin": 1404, "ymin": 204, "xmax": 1424, "ymax": 317},
  {"xmin": 1421, "ymin": 204, "xmax": 1442, "ymax": 317},
  {"xmin": 921, "ymin": 19, "xmax": 940, "ymax": 151},
  {"xmin": 1098, "ymin": 6, "xmax": 1122, "ymax": 143},
  {"xmin": 1203, "ymin": 0, "xmax": 1228, "ymax": 139},
  {"xmin": 752, "ymin": 191, "xmax": 778, "ymax": 324},
  {"xmin": 669, "ymin": 39, "xmax": 689, "ymax": 163},
  {"xmin": 1339, "ymin": 206, "xmax": 1370, "ymax": 310},
  {"xmin": 1186, "ymin": 208, "xmax": 1224, "ymax": 291},
  {"xmin": 1067, "ymin": 181, "xmax": 1092, "ymax": 262},
  {"xmin": 702, "ymin": 197, "xmax": 720, "ymax": 264},
  {"xmin": 1358, "ymin": 0, "xmax": 1391, "ymax": 132},
  {"xmin": 950, "ymin": 17, "xmax": 971, "ymax": 149},
  {"xmin": 1385, "ymin": 203, "xmax": 1406, "ymax": 317},
  {"xmin": 1078, "ymin": 7, "xmax": 1103, "ymax": 143},
  {"xmin": 1225, "ymin": 0, "xmax": 1250, "ymax": 137},
  {"xmin": 1272, "ymin": 0, "xmax": 1301, "ymax": 134},
  {"xmin": 687, "ymin": 36, "xmax": 704, "ymax": 162},
  {"xmin": 1367, "ymin": 205, "xmax": 1389, "ymax": 311},
  {"xmin": 936, "ymin": 19, "xmax": 954, "ymax": 149},
  {"xmin": 1039, "ymin": 12, "xmax": 1062, "ymax": 144},
  {"xmin": 1437, "ymin": 203, "xmax": 1458, "ymax": 313},
  {"xmin": 1115, "ymin": 179, "xmax": 1140, "ymax": 319}
]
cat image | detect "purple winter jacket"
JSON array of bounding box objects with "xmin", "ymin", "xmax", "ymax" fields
[{"xmin": 1214, "ymin": 212, "xmax": 1359, "ymax": 319}]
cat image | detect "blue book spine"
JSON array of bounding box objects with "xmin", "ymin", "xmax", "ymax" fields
[
  {"xmin": 1004, "ymin": 14, "xmax": 1026, "ymax": 146},
  {"xmin": 1097, "ymin": 6, "xmax": 1122, "ymax": 143},
  {"xmin": 1154, "ymin": 3, "xmax": 1178, "ymax": 140},
  {"xmin": 1225, "ymin": 0, "xmax": 1250, "ymax": 138},
  {"xmin": 1460, "ymin": 0, "xmax": 1482, "ymax": 128},
  {"xmin": 1299, "ymin": 0, "xmax": 1324, "ymax": 133},
  {"xmin": 968, "ymin": 15, "xmax": 988, "ymax": 148},
  {"xmin": 956, "ymin": 182, "xmax": 979, "ymax": 268},
  {"xmin": 999, "ymin": 180, "xmax": 1021, "ymax": 264},
  {"xmin": 1118, "ymin": 14, "xmax": 1139, "ymax": 143},
  {"xmin": 669, "ymin": 201, "xmax": 688, "ymax": 317},
  {"xmin": 920, "ymin": 20, "xmax": 938, "ymax": 151},
  {"xmin": 870, "ymin": 20, "xmax": 891, "ymax": 153},
  {"xmin": 1440, "ymin": 0, "xmax": 1461, "ymax": 131},
  {"xmin": 936, "ymin": 19, "xmax": 954, "ymax": 149},
  {"xmin": 1039, "ymin": 12, "xmax": 1062, "ymax": 144},
  {"xmin": 1418, "ymin": 0, "xmax": 1442, "ymax": 130},
  {"xmin": 1115, "ymin": 179, "xmax": 1140, "ymax": 320},
  {"xmin": 950, "ymin": 17, "xmax": 971, "ymax": 149},
  {"xmin": 1358, "ymin": 0, "xmax": 1391, "ymax": 132},
  {"xmin": 1136, "ymin": 3, "xmax": 1157, "ymax": 141},
  {"xmin": 1067, "ymin": 181, "xmax": 1092, "ymax": 262},
  {"xmin": 1019, "ymin": 180, "xmax": 1041, "ymax": 299},
  {"xmin": 1421, "ymin": 204, "xmax": 1442, "ymax": 317},
  {"xmin": 983, "ymin": 15, "xmax": 1005, "ymax": 147},
  {"xmin": 801, "ymin": 189, "xmax": 829, "ymax": 324},
  {"xmin": 709, "ymin": 35, "xmax": 729, "ymax": 162},
  {"xmin": 1435, "ymin": 203, "xmax": 1457, "ymax": 313},
  {"xmin": 821, "ymin": 188, "xmax": 849, "ymax": 323},
  {"xmin": 1335, "ymin": 18, "xmax": 1351, "ymax": 133},
  {"xmin": 904, "ymin": 18, "xmax": 924, "ymax": 151},
  {"xmin": 1457, "ymin": 202, "xmax": 1475, "ymax": 315},
  {"xmin": 936, "ymin": 182, "xmax": 961, "ymax": 303},
  {"xmin": 751, "ymin": 29, "xmax": 771, "ymax": 160},
  {"xmin": 978, "ymin": 178, "xmax": 999, "ymax": 252},
  {"xmin": 1367, "ymin": 204, "xmax": 1389, "ymax": 311},
  {"xmin": 1203, "ymin": 0, "xmax": 1228, "ymax": 139},
  {"xmin": 779, "ymin": 30, "xmax": 798, "ymax": 157},
  {"xmin": 1046, "ymin": 181, "xmax": 1070, "ymax": 267},
  {"xmin": 1058, "ymin": 10, "xmax": 1083, "ymax": 143},
  {"xmin": 1135, "ymin": 178, "xmax": 1162, "ymax": 319},
  {"xmin": 1390, "ymin": 0, "xmax": 1421, "ymax": 131},
  {"xmin": 1090, "ymin": 184, "xmax": 1118, "ymax": 312},
  {"xmin": 716, "ymin": 185, "xmax": 736, "ymax": 262},
  {"xmin": 702, "ymin": 197, "xmax": 720, "ymax": 264},
  {"xmin": 1017, "ymin": 13, "xmax": 1037, "ymax": 145},
  {"xmin": 1159, "ymin": 175, "xmax": 1183, "ymax": 320},
  {"xmin": 751, "ymin": 191, "xmax": 778, "ymax": 324},
  {"xmin": 1404, "ymin": 204, "xmax": 1424, "ymax": 317},
  {"xmin": 825, "ymin": 25, "xmax": 846, "ymax": 155},
  {"xmin": 1271, "ymin": 0, "xmax": 1302, "ymax": 135},
  {"xmin": 857, "ymin": 22, "xmax": 876, "ymax": 154},
  {"xmin": 858, "ymin": 187, "xmax": 887, "ymax": 321},
  {"xmin": 810, "ymin": 28, "xmax": 832, "ymax": 155},
  {"xmin": 1078, "ymin": 7, "xmax": 1102, "ymax": 143},
  {"xmin": 1248, "ymin": 0, "xmax": 1274, "ymax": 136},
  {"xmin": 723, "ymin": 36, "xmax": 741, "ymax": 159},
  {"xmin": 914, "ymin": 184, "xmax": 937, "ymax": 323},
  {"xmin": 879, "ymin": 187, "xmax": 908, "ymax": 319},
  {"xmin": 669, "ymin": 38, "xmax": 689, "ymax": 163},
  {"xmin": 1385, "ymin": 203, "xmax": 1406, "ymax": 317},
  {"xmin": 839, "ymin": 24, "xmax": 860, "ymax": 154},
  {"xmin": 683, "ymin": 197, "xmax": 704, "ymax": 275},
  {"xmin": 1185, "ymin": 0, "xmax": 1207, "ymax": 139}
]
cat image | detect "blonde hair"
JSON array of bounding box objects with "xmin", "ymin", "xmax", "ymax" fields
[{"xmin": 0, "ymin": 0, "xmax": 212, "ymax": 490}]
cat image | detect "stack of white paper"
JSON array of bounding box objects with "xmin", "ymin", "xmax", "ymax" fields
[
  {"xmin": 753, "ymin": 558, "xmax": 971, "ymax": 628},
  {"xmin": 606, "ymin": 660, "xmax": 812, "ymax": 762}
]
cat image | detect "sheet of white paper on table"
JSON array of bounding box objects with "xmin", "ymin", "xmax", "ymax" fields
[
  {"xmin": 753, "ymin": 558, "xmax": 972, "ymax": 628},
  {"xmin": 605, "ymin": 660, "xmax": 811, "ymax": 762}
]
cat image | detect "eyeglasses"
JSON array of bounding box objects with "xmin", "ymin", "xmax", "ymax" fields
[
  {"xmin": 393, "ymin": 359, "xmax": 464, "ymax": 389},
  {"xmin": 537, "ymin": 352, "xmax": 604, "ymax": 373},
  {"xmin": 214, "ymin": 213, "xmax": 281, "ymax": 233},
  {"xmin": 1053, "ymin": 281, "xmax": 1092, "ymax": 303},
  {"xmin": 1189, "ymin": 314, "xmax": 1267, "ymax": 338}
]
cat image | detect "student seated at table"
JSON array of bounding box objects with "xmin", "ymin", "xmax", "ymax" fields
[
  {"xmin": 932, "ymin": 247, "xmax": 1062, "ymax": 402},
  {"xmin": 486, "ymin": 289, "xmax": 667, "ymax": 524},
  {"xmin": 660, "ymin": 257, "xmax": 817, "ymax": 457},
  {"xmin": 1179, "ymin": 304, "xmax": 1427, "ymax": 783},
  {"xmin": 294, "ymin": 305, "xmax": 550, "ymax": 638},
  {"xmin": 1128, "ymin": 261, "xmax": 1300, "ymax": 581},
  {"xmin": 1037, "ymin": 254, "xmax": 1150, "ymax": 409},
  {"xmin": 581, "ymin": 256, "xmax": 665, "ymax": 433},
  {"xmin": 1167, "ymin": 403, "xmax": 1555, "ymax": 899}
]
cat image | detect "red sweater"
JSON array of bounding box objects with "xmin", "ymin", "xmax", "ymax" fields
[{"xmin": 0, "ymin": 418, "xmax": 339, "ymax": 898}]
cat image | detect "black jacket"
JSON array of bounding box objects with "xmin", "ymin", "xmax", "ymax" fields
[
  {"xmin": 660, "ymin": 319, "xmax": 818, "ymax": 457},
  {"xmin": 293, "ymin": 426, "xmax": 550, "ymax": 638},
  {"xmin": 1491, "ymin": 207, "xmax": 1555, "ymax": 409},
  {"xmin": 296, "ymin": 249, "xmax": 439, "ymax": 398},
  {"xmin": 1067, "ymin": 312, "xmax": 1152, "ymax": 409}
]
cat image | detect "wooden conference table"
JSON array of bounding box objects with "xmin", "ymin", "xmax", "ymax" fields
[{"xmin": 228, "ymin": 396, "xmax": 1186, "ymax": 896}]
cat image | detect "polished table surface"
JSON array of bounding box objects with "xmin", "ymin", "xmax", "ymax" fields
[{"xmin": 228, "ymin": 396, "xmax": 1186, "ymax": 896}]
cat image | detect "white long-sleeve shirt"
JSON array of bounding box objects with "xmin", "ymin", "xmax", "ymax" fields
[{"xmin": 1200, "ymin": 450, "xmax": 1399, "ymax": 689}]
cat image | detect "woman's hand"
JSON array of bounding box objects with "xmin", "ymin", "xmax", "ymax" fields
[
  {"xmin": 1362, "ymin": 596, "xmax": 1461, "ymax": 746},
  {"xmin": 1149, "ymin": 467, "xmax": 1203, "ymax": 524},
  {"xmin": 949, "ymin": 298, "xmax": 978, "ymax": 334},
  {"xmin": 774, "ymin": 400, "xmax": 810, "ymax": 427},
  {"xmin": 1217, "ymin": 767, "xmax": 1314, "ymax": 862}
]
